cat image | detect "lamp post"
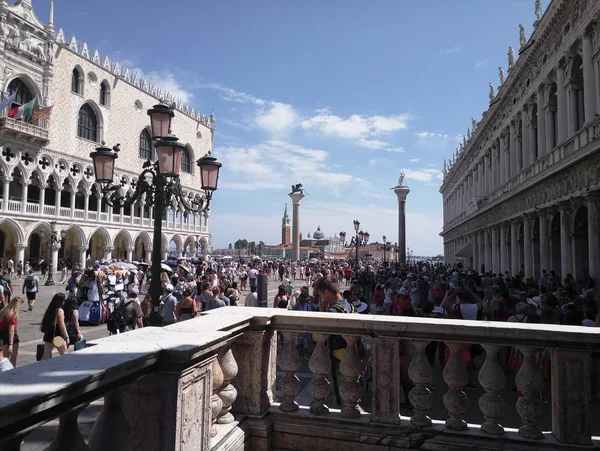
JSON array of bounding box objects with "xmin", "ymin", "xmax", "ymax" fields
[
  {"xmin": 43, "ymin": 221, "xmax": 66, "ymax": 286},
  {"xmin": 195, "ymin": 235, "xmax": 202, "ymax": 258},
  {"xmin": 90, "ymin": 102, "xmax": 222, "ymax": 326},
  {"xmin": 395, "ymin": 242, "xmax": 398, "ymax": 263},
  {"xmin": 382, "ymin": 235, "xmax": 387, "ymax": 263}
]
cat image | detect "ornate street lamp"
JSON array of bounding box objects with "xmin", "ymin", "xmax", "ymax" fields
[
  {"xmin": 90, "ymin": 102, "xmax": 222, "ymax": 326},
  {"xmin": 43, "ymin": 221, "xmax": 66, "ymax": 286},
  {"xmin": 339, "ymin": 231, "xmax": 346, "ymax": 244},
  {"xmin": 364, "ymin": 231, "xmax": 370, "ymax": 243}
]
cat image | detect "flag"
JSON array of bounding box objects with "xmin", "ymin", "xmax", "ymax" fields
[
  {"xmin": 30, "ymin": 105, "xmax": 53, "ymax": 122},
  {"xmin": 0, "ymin": 91, "xmax": 17, "ymax": 113},
  {"xmin": 8, "ymin": 97, "xmax": 37, "ymax": 120}
]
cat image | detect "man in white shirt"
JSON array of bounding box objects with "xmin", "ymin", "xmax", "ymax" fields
[
  {"xmin": 248, "ymin": 267, "xmax": 259, "ymax": 288},
  {"xmin": 6, "ymin": 259, "xmax": 13, "ymax": 277},
  {"xmin": 0, "ymin": 339, "xmax": 14, "ymax": 372},
  {"xmin": 244, "ymin": 285, "xmax": 259, "ymax": 307}
]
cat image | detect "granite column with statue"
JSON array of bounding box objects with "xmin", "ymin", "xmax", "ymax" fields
[
  {"xmin": 392, "ymin": 174, "xmax": 410, "ymax": 264},
  {"xmin": 289, "ymin": 189, "xmax": 305, "ymax": 262}
]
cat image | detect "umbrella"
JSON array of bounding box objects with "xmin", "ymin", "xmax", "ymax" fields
[
  {"xmin": 161, "ymin": 263, "xmax": 173, "ymax": 273},
  {"xmin": 177, "ymin": 265, "xmax": 190, "ymax": 274}
]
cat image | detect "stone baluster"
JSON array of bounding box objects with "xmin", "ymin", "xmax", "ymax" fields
[
  {"xmin": 217, "ymin": 345, "xmax": 238, "ymax": 424},
  {"xmin": 515, "ymin": 346, "xmax": 544, "ymax": 440},
  {"xmin": 339, "ymin": 335, "xmax": 364, "ymax": 418},
  {"xmin": 478, "ymin": 344, "xmax": 506, "ymax": 435},
  {"xmin": 89, "ymin": 388, "xmax": 129, "ymax": 450},
  {"xmin": 0, "ymin": 432, "xmax": 30, "ymax": 451},
  {"xmin": 211, "ymin": 356, "xmax": 224, "ymax": 437},
  {"xmin": 48, "ymin": 404, "xmax": 89, "ymax": 451},
  {"xmin": 408, "ymin": 340, "xmax": 433, "ymax": 427},
  {"xmin": 278, "ymin": 331, "xmax": 302, "ymax": 412},
  {"xmin": 308, "ymin": 333, "xmax": 331, "ymax": 414},
  {"xmin": 442, "ymin": 341, "xmax": 469, "ymax": 430}
]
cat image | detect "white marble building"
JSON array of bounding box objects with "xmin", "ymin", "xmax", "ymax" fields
[
  {"xmin": 0, "ymin": 0, "xmax": 215, "ymax": 269},
  {"xmin": 441, "ymin": 0, "xmax": 600, "ymax": 282}
]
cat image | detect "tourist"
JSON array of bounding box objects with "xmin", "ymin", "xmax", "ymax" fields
[
  {"xmin": 40, "ymin": 293, "xmax": 69, "ymax": 360},
  {"xmin": 244, "ymin": 284, "xmax": 259, "ymax": 307},
  {"xmin": 274, "ymin": 286, "xmax": 289, "ymax": 309},
  {"xmin": 0, "ymin": 297, "xmax": 22, "ymax": 367},
  {"xmin": 15, "ymin": 261, "xmax": 22, "ymax": 279},
  {"xmin": 1, "ymin": 270, "xmax": 13, "ymax": 304},
  {"xmin": 0, "ymin": 339, "xmax": 14, "ymax": 372},
  {"xmin": 176, "ymin": 287, "xmax": 197, "ymax": 321},
  {"xmin": 63, "ymin": 297, "xmax": 82, "ymax": 348},
  {"xmin": 206, "ymin": 287, "xmax": 226, "ymax": 310},
  {"xmin": 161, "ymin": 284, "xmax": 177, "ymax": 326},
  {"xmin": 140, "ymin": 293, "xmax": 152, "ymax": 327},
  {"xmin": 22, "ymin": 268, "xmax": 39, "ymax": 311}
]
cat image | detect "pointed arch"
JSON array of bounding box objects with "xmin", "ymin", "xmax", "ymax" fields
[
  {"xmin": 64, "ymin": 224, "xmax": 86, "ymax": 245},
  {"xmin": 114, "ymin": 229, "xmax": 133, "ymax": 248},
  {"xmin": 23, "ymin": 221, "xmax": 53, "ymax": 243},
  {"xmin": 0, "ymin": 218, "xmax": 25, "ymax": 244},
  {"xmin": 5, "ymin": 73, "xmax": 42, "ymax": 103},
  {"xmin": 169, "ymin": 234, "xmax": 183, "ymax": 250},
  {"xmin": 87, "ymin": 226, "xmax": 111, "ymax": 247},
  {"xmin": 77, "ymin": 101, "xmax": 104, "ymax": 143},
  {"xmin": 135, "ymin": 230, "xmax": 152, "ymax": 247}
]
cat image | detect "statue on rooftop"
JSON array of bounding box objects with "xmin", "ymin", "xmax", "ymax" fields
[
  {"xmin": 519, "ymin": 24, "xmax": 527, "ymax": 49},
  {"xmin": 471, "ymin": 118, "xmax": 478, "ymax": 131},
  {"xmin": 508, "ymin": 46, "xmax": 515, "ymax": 70},
  {"xmin": 498, "ymin": 67, "xmax": 505, "ymax": 85},
  {"xmin": 535, "ymin": 0, "xmax": 542, "ymax": 21},
  {"xmin": 489, "ymin": 82, "xmax": 496, "ymax": 102}
]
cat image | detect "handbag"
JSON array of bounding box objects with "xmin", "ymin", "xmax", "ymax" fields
[
  {"xmin": 51, "ymin": 312, "xmax": 65, "ymax": 348},
  {"xmin": 36, "ymin": 343, "xmax": 44, "ymax": 361},
  {"xmin": 74, "ymin": 339, "xmax": 86, "ymax": 351}
]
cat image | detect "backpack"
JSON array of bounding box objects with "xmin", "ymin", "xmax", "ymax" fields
[
  {"xmin": 25, "ymin": 276, "xmax": 36, "ymax": 290},
  {"xmin": 328, "ymin": 303, "xmax": 365, "ymax": 360},
  {"xmin": 449, "ymin": 303, "xmax": 463, "ymax": 320},
  {"xmin": 106, "ymin": 301, "xmax": 134, "ymax": 335}
]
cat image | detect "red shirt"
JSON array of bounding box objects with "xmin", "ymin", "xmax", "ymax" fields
[
  {"xmin": 372, "ymin": 291, "xmax": 384, "ymax": 307},
  {"xmin": 0, "ymin": 314, "xmax": 17, "ymax": 331}
]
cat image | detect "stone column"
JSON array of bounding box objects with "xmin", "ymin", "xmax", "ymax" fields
[
  {"xmin": 51, "ymin": 242, "xmax": 60, "ymax": 278},
  {"xmin": 545, "ymin": 105, "xmax": 556, "ymax": 154},
  {"xmin": 483, "ymin": 229, "xmax": 490, "ymax": 274},
  {"xmin": 102, "ymin": 246, "xmax": 113, "ymax": 261},
  {"xmin": 393, "ymin": 183, "xmax": 410, "ymax": 263},
  {"xmin": 39, "ymin": 183, "xmax": 47, "ymax": 214},
  {"xmin": 583, "ymin": 30, "xmax": 596, "ymax": 122},
  {"xmin": 489, "ymin": 149, "xmax": 494, "ymax": 194},
  {"xmin": 523, "ymin": 215, "xmax": 533, "ymax": 278},
  {"xmin": 499, "ymin": 225, "xmax": 507, "ymax": 275},
  {"xmin": 521, "ymin": 109, "xmax": 530, "ymax": 168},
  {"xmin": 126, "ymin": 247, "xmax": 134, "ymax": 262},
  {"xmin": 511, "ymin": 220, "xmax": 519, "ymax": 276},
  {"xmin": 288, "ymin": 192, "xmax": 305, "ymax": 262},
  {"xmin": 55, "ymin": 188, "xmax": 62, "ymax": 217},
  {"xmin": 491, "ymin": 227, "xmax": 498, "ymax": 275},
  {"xmin": 96, "ymin": 193, "xmax": 102, "ymax": 218},
  {"xmin": 559, "ymin": 203, "xmax": 573, "ymax": 279},
  {"xmin": 567, "ymin": 82, "xmax": 579, "ymax": 137},
  {"xmin": 70, "ymin": 190, "xmax": 76, "ymax": 218},
  {"xmin": 587, "ymin": 195, "xmax": 600, "ymax": 283},
  {"xmin": 537, "ymin": 86, "xmax": 546, "ymax": 157},
  {"xmin": 2, "ymin": 176, "xmax": 11, "ymax": 212},
  {"xmin": 14, "ymin": 243, "xmax": 26, "ymax": 268},
  {"xmin": 509, "ymin": 121, "xmax": 517, "ymax": 177},
  {"xmin": 20, "ymin": 179, "xmax": 29, "ymax": 213},
  {"xmin": 76, "ymin": 246, "xmax": 87, "ymax": 268},
  {"xmin": 83, "ymin": 191, "xmax": 90, "ymax": 220},
  {"xmin": 539, "ymin": 211, "xmax": 550, "ymax": 276},
  {"xmin": 478, "ymin": 232, "xmax": 485, "ymax": 273},
  {"xmin": 557, "ymin": 60, "xmax": 568, "ymax": 143}
]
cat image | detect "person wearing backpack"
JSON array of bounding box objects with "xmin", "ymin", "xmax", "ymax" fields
[{"xmin": 22, "ymin": 269, "xmax": 39, "ymax": 312}]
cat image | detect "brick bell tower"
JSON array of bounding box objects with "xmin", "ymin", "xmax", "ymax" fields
[{"xmin": 282, "ymin": 203, "xmax": 291, "ymax": 246}]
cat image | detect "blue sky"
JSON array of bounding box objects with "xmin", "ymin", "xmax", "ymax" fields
[{"xmin": 41, "ymin": 0, "xmax": 549, "ymax": 255}]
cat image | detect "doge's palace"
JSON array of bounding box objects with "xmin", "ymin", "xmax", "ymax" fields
[
  {"xmin": 0, "ymin": 0, "xmax": 215, "ymax": 271},
  {"xmin": 441, "ymin": 0, "xmax": 600, "ymax": 282}
]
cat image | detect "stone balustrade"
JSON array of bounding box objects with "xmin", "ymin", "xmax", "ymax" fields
[{"xmin": 0, "ymin": 308, "xmax": 598, "ymax": 451}]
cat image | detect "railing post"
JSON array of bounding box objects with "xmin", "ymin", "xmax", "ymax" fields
[
  {"xmin": 551, "ymin": 349, "xmax": 592, "ymax": 445},
  {"xmin": 339, "ymin": 335, "xmax": 363, "ymax": 419},
  {"xmin": 0, "ymin": 432, "xmax": 30, "ymax": 451},
  {"xmin": 408, "ymin": 340, "xmax": 433, "ymax": 427},
  {"xmin": 48, "ymin": 404, "xmax": 89, "ymax": 451},
  {"xmin": 443, "ymin": 341, "xmax": 469, "ymax": 430},
  {"xmin": 478, "ymin": 344, "xmax": 506, "ymax": 435},
  {"xmin": 216, "ymin": 344, "xmax": 238, "ymax": 424},
  {"xmin": 371, "ymin": 337, "xmax": 400, "ymax": 424},
  {"xmin": 515, "ymin": 346, "xmax": 544, "ymax": 440},
  {"xmin": 211, "ymin": 357, "xmax": 224, "ymax": 437},
  {"xmin": 308, "ymin": 333, "xmax": 331, "ymax": 415},
  {"xmin": 278, "ymin": 331, "xmax": 302, "ymax": 412}
]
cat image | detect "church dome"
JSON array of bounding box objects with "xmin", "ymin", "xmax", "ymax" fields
[{"xmin": 313, "ymin": 226, "xmax": 325, "ymax": 240}]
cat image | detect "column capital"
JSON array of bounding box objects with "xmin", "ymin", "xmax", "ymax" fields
[
  {"xmin": 126, "ymin": 246, "xmax": 134, "ymax": 252},
  {"xmin": 102, "ymin": 246, "xmax": 114, "ymax": 252},
  {"xmin": 76, "ymin": 245, "xmax": 88, "ymax": 252},
  {"xmin": 13, "ymin": 243, "xmax": 26, "ymax": 250},
  {"xmin": 0, "ymin": 176, "xmax": 11, "ymax": 183},
  {"xmin": 51, "ymin": 241, "xmax": 61, "ymax": 251}
]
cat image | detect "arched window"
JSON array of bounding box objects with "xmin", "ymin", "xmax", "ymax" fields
[
  {"xmin": 181, "ymin": 147, "xmax": 191, "ymax": 173},
  {"xmin": 7, "ymin": 78, "xmax": 33, "ymax": 107},
  {"xmin": 99, "ymin": 81, "xmax": 110, "ymax": 106},
  {"xmin": 139, "ymin": 129, "xmax": 153, "ymax": 160},
  {"xmin": 77, "ymin": 104, "xmax": 98, "ymax": 142},
  {"xmin": 71, "ymin": 68, "xmax": 82, "ymax": 94}
]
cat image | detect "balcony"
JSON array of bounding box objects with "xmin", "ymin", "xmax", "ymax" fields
[
  {"xmin": 0, "ymin": 116, "xmax": 49, "ymax": 145},
  {"xmin": 1, "ymin": 308, "xmax": 597, "ymax": 450}
]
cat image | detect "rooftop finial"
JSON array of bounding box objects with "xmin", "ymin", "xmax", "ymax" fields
[{"xmin": 48, "ymin": 0, "xmax": 54, "ymax": 27}]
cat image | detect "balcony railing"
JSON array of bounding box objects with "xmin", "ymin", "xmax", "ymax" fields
[
  {"xmin": 0, "ymin": 116, "xmax": 50, "ymax": 145},
  {"xmin": 1, "ymin": 308, "xmax": 597, "ymax": 450},
  {"xmin": 0, "ymin": 201, "xmax": 207, "ymax": 234}
]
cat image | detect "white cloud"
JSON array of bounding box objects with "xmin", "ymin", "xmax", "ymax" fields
[
  {"xmin": 255, "ymin": 102, "xmax": 298, "ymax": 134},
  {"xmin": 385, "ymin": 147, "xmax": 407, "ymax": 153},
  {"xmin": 368, "ymin": 158, "xmax": 389, "ymax": 166},
  {"xmin": 215, "ymin": 140, "xmax": 370, "ymax": 193},
  {"xmin": 357, "ymin": 138, "xmax": 389, "ymax": 150},
  {"xmin": 301, "ymin": 111, "xmax": 410, "ymax": 140},
  {"xmin": 474, "ymin": 60, "xmax": 487, "ymax": 69},
  {"xmin": 401, "ymin": 168, "xmax": 444, "ymax": 183},
  {"xmin": 409, "ymin": 158, "xmax": 421, "ymax": 163},
  {"xmin": 146, "ymin": 70, "xmax": 194, "ymax": 103},
  {"xmin": 440, "ymin": 46, "xmax": 464, "ymax": 55},
  {"xmin": 415, "ymin": 131, "xmax": 450, "ymax": 139}
]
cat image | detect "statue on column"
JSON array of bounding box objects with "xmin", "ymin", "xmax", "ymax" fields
[
  {"xmin": 535, "ymin": 0, "xmax": 542, "ymax": 21},
  {"xmin": 489, "ymin": 82, "xmax": 496, "ymax": 102},
  {"xmin": 508, "ymin": 46, "xmax": 515, "ymax": 70},
  {"xmin": 498, "ymin": 67, "xmax": 505, "ymax": 85},
  {"xmin": 397, "ymin": 172, "xmax": 406, "ymax": 187},
  {"xmin": 519, "ymin": 24, "xmax": 527, "ymax": 49}
]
